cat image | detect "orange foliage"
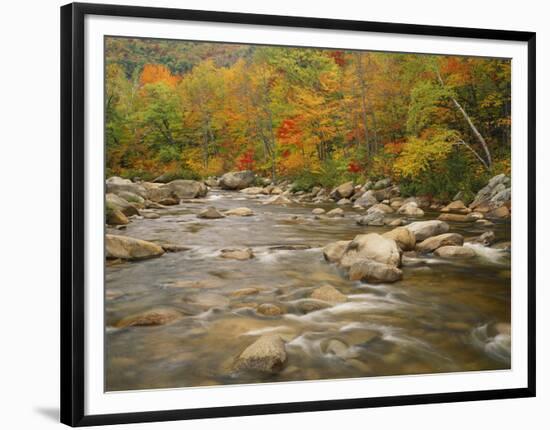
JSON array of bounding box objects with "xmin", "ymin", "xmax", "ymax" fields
[{"xmin": 140, "ymin": 64, "xmax": 179, "ymax": 87}]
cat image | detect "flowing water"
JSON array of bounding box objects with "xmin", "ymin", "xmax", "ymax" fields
[{"xmin": 105, "ymin": 189, "xmax": 511, "ymax": 391}]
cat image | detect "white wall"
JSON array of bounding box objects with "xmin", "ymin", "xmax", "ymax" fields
[{"xmin": 0, "ymin": 0, "xmax": 546, "ymax": 428}]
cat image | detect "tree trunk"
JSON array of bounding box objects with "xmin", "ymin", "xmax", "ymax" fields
[{"xmin": 436, "ymin": 69, "xmax": 492, "ymax": 168}]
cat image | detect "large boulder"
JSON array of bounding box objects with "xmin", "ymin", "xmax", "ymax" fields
[
  {"xmin": 373, "ymin": 185, "xmax": 400, "ymax": 201},
  {"xmin": 382, "ymin": 227, "xmax": 416, "ymax": 251},
  {"xmin": 106, "ymin": 177, "xmax": 147, "ymax": 198},
  {"xmin": 470, "ymin": 174, "xmax": 511, "ymax": 210},
  {"xmin": 105, "ymin": 234, "xmax": 165, "ymax": 260},
  {"xmin": 106, "ymin": 193, "xmax": 140, "ymax": 217},
  {"xmin": 322, "ymin": 240, "xmax": 351, "ymax": 263},
  {"xmin": 416, "ymin": 233, "xmax": 464, "ymax": 253},
  {"xmin": 434, "ymin": 245, "xmax": 476, "ymax": 258},
  {"xmin": 330, "ymin": 181, "xmax": 355, "ymax": 200},
  {"xmin": 440, "ymin": 200, "xmax": 470, "ymax": 214},
  {"xmin": 220, "ymin": 171, "xmax": 256, "ymax": 190},
  {"xmin": 167, "ymin": 180, "xmax": 207, "ymax": 199},
  {"xmin": 354, "ymin": 190, "xmax": 378, "ymax": 208},
  {"xmin": 349, "ymin": 259, "xmax": 403, "ymax": 283},
  {"xmin": 487, "ymin": 206, "xmax": 510, "ymax": 219},
  {"xmin": 405, "ymin": 220, "xmax": 449, "ymax": 241},
  {"xmin": 340, "ymin": 233, "xmax": 401, "ymax": 268},
  {"xmin": 145, "ymin": 185, "xmax": 173, "ymax": 203},
  {"xmin": 397, "ymin": 201, "xmax": 424, "ymax": 216},
  {"xmin": 106, "ymin": 208, "xmax": 129, "ymax": 226},
  {"xmin": 234, "ymin": 335, "xmax": 287, "ymax": 373}
]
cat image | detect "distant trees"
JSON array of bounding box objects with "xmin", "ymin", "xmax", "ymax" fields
[{"xmin": 105, "ymin": 37, "xmax": 511, "ymax": 199}]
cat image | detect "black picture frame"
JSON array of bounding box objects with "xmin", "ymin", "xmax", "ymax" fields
[{"xmin": 60, "ymin": 2, "xmax": 536, "ymax": 426}]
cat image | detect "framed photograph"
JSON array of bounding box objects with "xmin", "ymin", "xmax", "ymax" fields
[{"xmin": 60, "ymin": 2, "xmax": 536, "ymax": 426}]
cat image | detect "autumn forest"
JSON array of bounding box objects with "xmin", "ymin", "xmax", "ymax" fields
[{"xmin": 105, "ymin": 37, "xmax": 511, "ymax": 201}]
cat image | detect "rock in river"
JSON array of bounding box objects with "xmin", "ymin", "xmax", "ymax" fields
[
  {"xmin": 382, "ymin": 227, "xmax": 416, "ymax": 251},
  {"xmin": 263, "ymin": 194, "xmax": 292, "ymax": 205},
  {"xmin": 339, "ymin": 233, "xmax": 401, "ymax": 268},
  {"xmin": 107, "ymin": 208, "xmax": 129, "ymax": 226},
  {"xmin": 405, "ymin": 220, "xmax": 449, "ymax": 241},
  {"xmin": 166, "ymin": 179, "xmax": 207, "ymax": 199},
  {"xmin": 326, "ymin": 207, "xmax": 345, "ymax": 217},
  {"xmin": 220, "ymin": 170, "xmax": 256, "ymax": 190},
  {"xmin": 311, "ymin": 285, "xmax": 347, "ymax": 303},
  {"xmin": 312, "ymin": 207, "xmax": 326, "ymax": 215},
  {"xmin": 438, "ymin": 213, "xmax": 469, "ymax": 222},
  {"xmin": 220, "ymin": 248, "xmax": 254, "ymax": 260},
  {"xmin": 225, "ymin": 207, "xmax": 254, "ymax": 216},
  {"xmin": 197, "ymin": 206, "xmax": 225, "ymax": 219},
  {"xmin": 114, "ymin": 308, "xmax": 182, "ymax": 328},
  {"xmin": 257, "ymin": 303, "xmax": 283, "ymax": 316},
  {"xmin": 416, "ymin": 233, "xmax": 464, "ymax": 253},
  {"xmin": 434, "ymin": 245, "xmax": 476, "ymax": 258},
  {"xmin": 354, "ymin": 190, "xmax": 378, "ymax": 208},
  {"xmin": 106, "ymin": 193, "xmax": 140, "ymax": 217},
  {"xmin": 106, "ymin": 234, "xmax": 165, "ymax": 260},
  {"xmin": 349, "ymin": 259, "xmax": 403, "ymax": 283},
  {"xmin": 397, "ymin": 201, "xmax": 424, "ymax": 216},
  {"xmin": 356, "ymin": 212, "xmax": 385, "ymax": 226},
  {"xmin": 234, "ymin": 334, "xmax": 287, "ymax": 373},
  {"xmin": 323, "ymin": 240, "xmax": 351, "ymax": 263}
]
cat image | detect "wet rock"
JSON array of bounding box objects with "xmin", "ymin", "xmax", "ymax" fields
[
  {"xmin": 330, "ymin": 181, "xmax": 355, "ymax": 200},
  {"xmin": 257, "ymin": 303, "xmax": 283, "ymax": 316},
  {"xmin": 107, "ymin": 208, "xmax": 129, "ymax": 226},
  {"xmin": 116, "ymin": 191, "xmax": 145, "ymax": 206},
  {"xmin": 390, "ymin": 198, "xmax": 405, "ymax": 209},
  {"xmin": 310, "ymin": 285, "xmax": 347, "ymax": 303},
  {"xmin": 356, "ymin": 212, "xmax": 385, "ymax": 226},
  {"xmin": 219, "ymin": 170, "xmax": 256, "ymax": 190},
  {"xmin": 220, "ymin": 248, "xmax": 254, "ymax": 260},
  {"xmin": 106, "ymin": 193, "xmax": 140, "ymax": 217},
  {"xmin": 373, "ymin": 185, "xmax": 400, "ymax": 201},
  {"xmin": 492, "ymin": 241, "xmax": 511, "ymax": 251},
  {"xmin": 475, "ymin": 219, "xmax": 494, "ymax": 227},
  {"xmin": 354, "ymin": 190, "xmax": 378, "ymax": 208},
  {"xmin": 263, "ymin": 194, "xmax": 292, "ymax": 205},
  {"xmin": 323, "ymin": 240, "xmax": 351, "ymax": 263},
  {"xmin": 197, "ymin": 206, "xmax": 225, "ymax": 219},
  {"xmin": 234, "ymin": 334, "xmax": 287, "ymax": 373},
  {"xmin": 167, "ymin": 179, "xmax": 208, "ymax": 199},
  {"xmin": 231, "ymin": 287, "xmax": 261, "ymax": 297},
  {"xmin": 434, "ymin": 245, "xmax": 476, "ymax": 258},
  {"xmin": 438, "ymin": 213, "xmax": 469, "ymax": 222},
  {"xmin": 471, "ymin": 230, "xmax": 496, "ymax": 246},
  {"xmin": 382, "ymin": 227, "xmax": 416, "ymax": 251},
  {"xmin": 312, "ymin": 207, "xmax": 326, "ymax": 215},
  {"xmin": 296, "ymin": 299, "xmax": 332, "ymax": 313},
  {"xmin": 158, "ymin": 197, "xmax": 179, "ymax": 206},
  {"xmin": 142, "ymin": 212, "xmax": 160, "ymax": 219},
  {"xmin": 337, "ymin": 198, "xmax": 352, "ymax": 205},
  {"xmin": 349, "ymin": 259, "xmax": 403, "ymax": 283},
  {"xmin": 397, "ymin": 201, "xmax": 424, "ymax": 216},
  {"xmin": 321, "ymin": 339, "xmax": 358, "ymax": 359},
  {"xmin": 416, "ymin": 233, "xmax": 464, "ymax": 253},
  {"xmin": 465, "ymin": 211, "xmax": 485, "ymax": 221},
  {"xmin": 470, "ymin": 174, "xmax": 511, "ymax": 210},
  {"xmin": 105, "ymin": 234, "xmax": 165, "ymax": 260},
  {"xmin": 387, "ymin": 218, "xmax": 405, "ymax": 227},
  {"xmin": 114, "ymin": 308, "xmax": 182, "ymax": 328},
  {"xmin": 326, "ymin": 208, "xmax": 345, "ymax": 217},
  {"xmin": 240, "ymin": 186, "xmax": 266, "ymax": 195},
  {"xmin": 145, "ymin": 185, "xmax": 173, "ymax": 203},
  {"xmin": 367, "ymin": 203, "xmax": 394, "ymax": 215},
  {"xmin": 270, "ymin": 186, "xmax": 284, "ymax": 195},
  {"xmin": 205, "ymin": 177, "xmax": 219, "ymax": 187},
  {"xmin": 158, "ymin": 243, "xmax": 190, "ymax": 253},
  {"xmin": 405, "ymin": 220, "xmax": 450, "ymax": 241},
  {"xmin": 340, "ymin": 233, "xmax": 401, "ymax": 268},
  {"xmin": 225, "ymin": 207, "xmax": 254, "ymax": 216}
]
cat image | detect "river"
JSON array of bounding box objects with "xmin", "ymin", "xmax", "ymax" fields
[{"xmin": 105, "ymin": 189, "xmax": 511, "ymax": 391}]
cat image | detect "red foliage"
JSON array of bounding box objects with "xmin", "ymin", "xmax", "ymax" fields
[
  {"xmin": 348, "ymin": 161, "xmax": 361, "ymax": 173},
  {"xmin": 329, "ymin": 50, "xmax": 346, "ymax": 68},
  {"xmin": 237, "ymin": 149, "xmax": 255, "ymax": 170}
]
